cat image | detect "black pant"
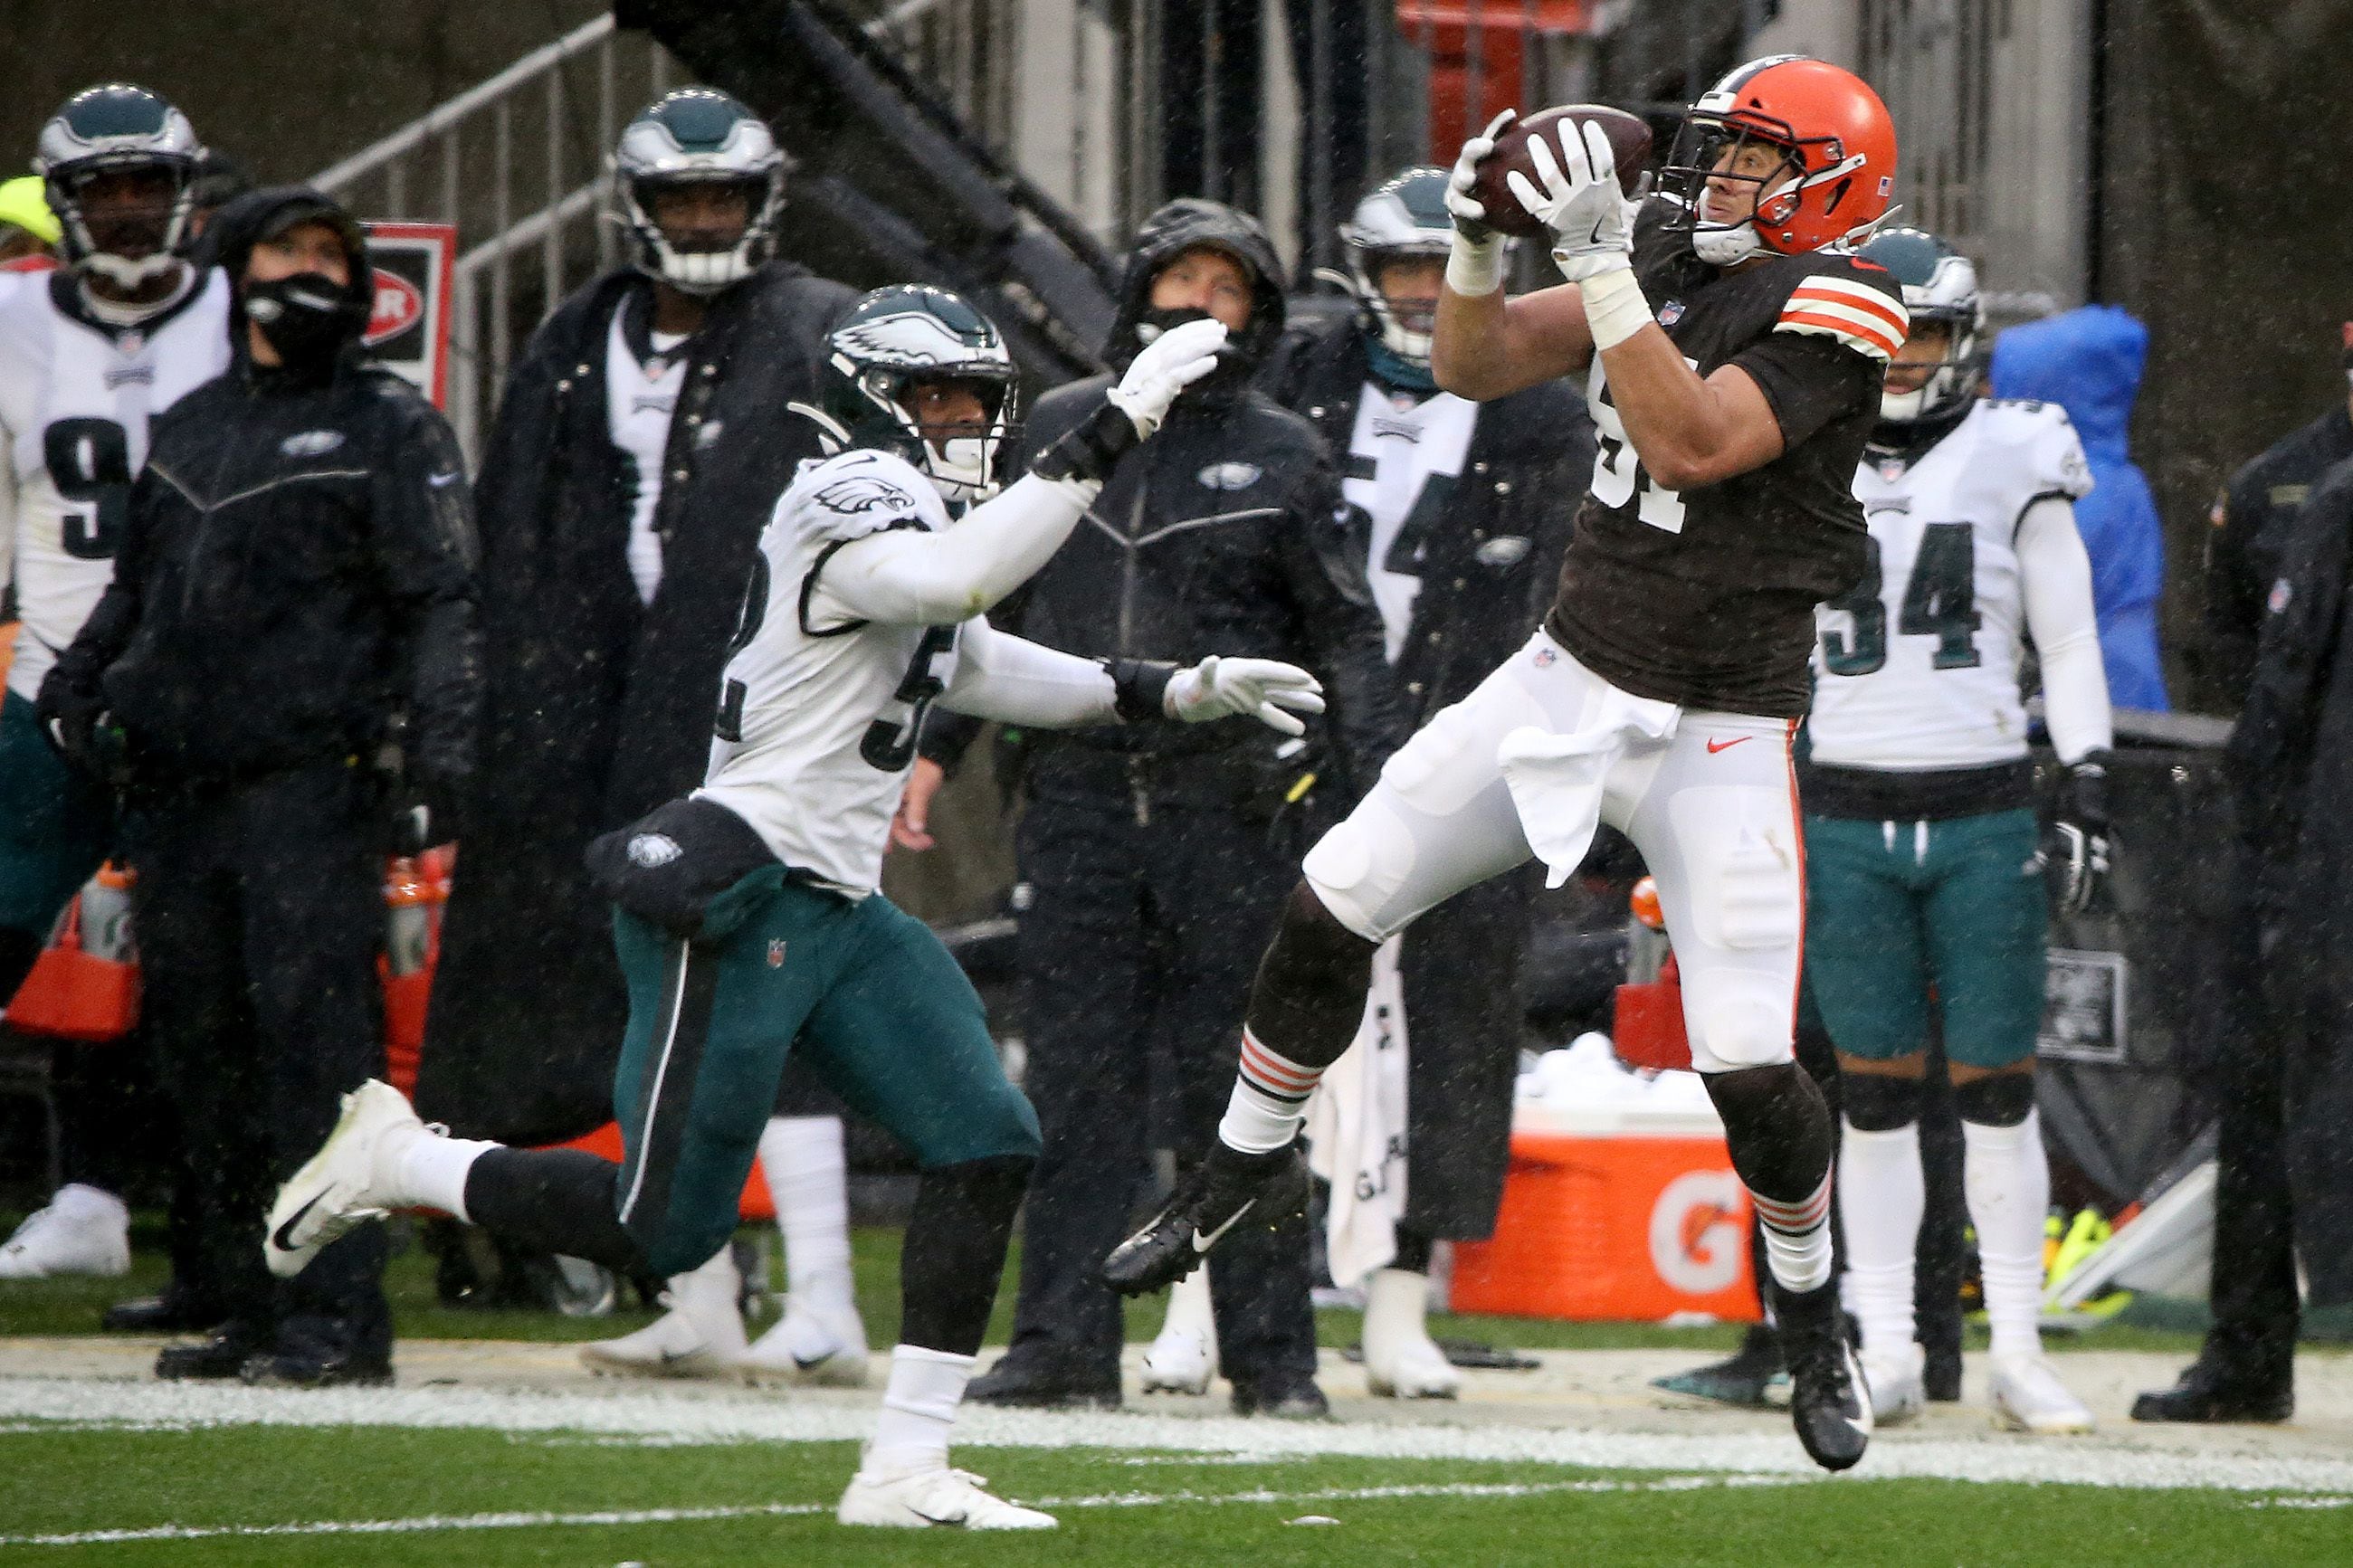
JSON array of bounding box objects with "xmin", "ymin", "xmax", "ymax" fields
[
  {"xmin": 1005, "ymin": 788, "xmax": 1316, "ymax": 1386},
  {"xmin": 126, "ymin": 765, "xmax": 391, "ymax": 1360},
  {"xmin": 2202, "ymin": 917, "xmax": 2300, "ymax": 1384}
]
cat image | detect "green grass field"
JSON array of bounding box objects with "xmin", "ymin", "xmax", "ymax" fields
[{"xmin": 5, "ymin": 1422, "xmax": 2348, "ymax": 1564}]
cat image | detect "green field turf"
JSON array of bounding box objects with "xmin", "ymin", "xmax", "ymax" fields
[{"xmin": 3, "ymin": 1421, "xmax": 2347, "ymax": 1565}]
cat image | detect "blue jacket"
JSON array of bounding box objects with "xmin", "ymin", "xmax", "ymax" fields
[{"xmin": 1989, "ymin": 305, "xmax": 2169, "ymax": 710}]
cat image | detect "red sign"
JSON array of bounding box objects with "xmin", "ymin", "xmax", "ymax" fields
[
  {"xmin": 359, "ymin": 222, "xmax": 456, "ymax": 410},
  {"xmin": 364, "ymin": 270, "xmax": 424, "ymax": 347}
]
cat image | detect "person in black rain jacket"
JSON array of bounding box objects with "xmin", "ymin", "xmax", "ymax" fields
[
  {"xmin": 921, "ymin": 198, "xmax": 1406, "ymax": 1417},
  {"xmin": 39, "ymin": 185, "xmax": 481, "ymax": 1388}
]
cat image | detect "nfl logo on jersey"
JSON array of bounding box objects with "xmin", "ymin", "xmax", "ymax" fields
[{"xmin": 767, "ymin": 938, "xmax": 787, "ymax": 968}]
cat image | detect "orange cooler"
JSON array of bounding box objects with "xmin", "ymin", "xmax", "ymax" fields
[{"xmin": 1450, "ymin": 1101, "xmax": 1760, "ymax": 1323}]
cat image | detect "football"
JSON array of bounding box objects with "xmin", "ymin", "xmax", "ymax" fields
[{"xmin": 1466, "ymin": 104, "xmax": 1654, "ymax": 239}]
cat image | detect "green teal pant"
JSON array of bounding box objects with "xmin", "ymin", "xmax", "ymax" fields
[
  {"xmin": 0, "ymin": 691, "xmax": 112, "ymax": 936},
  {"xmin": 609, "ymin": 871, "xmax": 1039, "ymax": 1278},
  {"xmin": 1802, "ymin": 808, "xmax": 2047, "ymax": 1070}
]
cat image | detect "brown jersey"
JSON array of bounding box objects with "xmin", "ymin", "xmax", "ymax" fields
[{"xmin": 1545, "ymin": 203, "xmax": 1908, "ymax": 717}]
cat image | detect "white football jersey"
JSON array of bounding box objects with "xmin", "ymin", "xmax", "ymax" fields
[
  {"xmin": 0, "ymin": 269, "xmax": 233, "ymax": 701},
  {"xmin": 1809, "ymin": 399, "xmax": 2094, "ymax": 770},
  {"xmin": 1339, "ymin": 380, "xmax": 1477, "ymax": 662},
  {"xmin": 695, "ymin": 448, "xmax": 965, "ymax": 897}
]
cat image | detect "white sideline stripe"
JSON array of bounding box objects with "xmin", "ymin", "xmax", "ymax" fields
[
  {"xmin": 0, "ymin": 1477, "xmax": 1796, "ymax": 1549},
  {"xmin": 5, "ymin": 1376, "xmax": 2353, "ymax": 1496}
]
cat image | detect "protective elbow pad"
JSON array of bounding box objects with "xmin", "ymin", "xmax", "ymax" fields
[
  {"xmin": 1840, "ymin": 1070, "xmax": 1923, "ymax": 1133},
  {"xmin": 1954, "ymin": 1069, "xmax": 2036, "ymax": 1128},
  {"xmin": 1030, "ymin": 397, "xmax": 1140, "ymax": 484}
]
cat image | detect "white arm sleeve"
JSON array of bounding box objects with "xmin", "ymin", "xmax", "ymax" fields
[
  {"xmin": 805, "ymin": 471, "xmax": 1101, "ymax": 628},
  {"xmin": 938, "ymin": 613, "xmax": 1120, "ymax": 727},
  {"xmin": 2017, "ymin": 495, "xmax": 2113, "ymax": 764}
]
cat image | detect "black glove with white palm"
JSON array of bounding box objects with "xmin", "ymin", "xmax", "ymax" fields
[
  {"xmin": 1033, "ymin": 317, "xmax": 1228, "ymax": 484},
  {"xmin": 2045, "ymin": 750, "xmax": 2113, "ymax": 917},
  {"xmin": 1108, "ymin": 655, "xmax": 1325, "ymax": 736}
]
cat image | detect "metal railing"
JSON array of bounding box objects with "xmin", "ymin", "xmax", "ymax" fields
[{"xmin": 311, "ymin": 14, "xmax": 680, "ymax": 461}]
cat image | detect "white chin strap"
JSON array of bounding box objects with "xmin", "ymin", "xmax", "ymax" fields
[
  {"xmin": 1879, "ymin": 383, "xmax": 1929, "ymax": 423},
  {"xmin": 84, "ymin": 250, "xmax": 184, "ymax": 290},
  {"xmin": 650, "ymin": 233, "xmax": 757, "ymax": 295},
  {"xmin": 1691, "ymin": 221, "xmax": 1764, "ymax": 266},
  {"xmin": 1380, "ymin": 318, "xmax": 1434, "ymax": 365},
  {"xmin": 929, "ymin": 434, "xmax": 1000, "ymax": 504}
]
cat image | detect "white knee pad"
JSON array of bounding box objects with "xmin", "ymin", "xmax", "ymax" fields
[
  {"xmin": 1302, "ymin": 805, "xmax": 1415, "ymax": 943},
  {"xmin": 1682, "ymin": 965, "xmax": 1798, "ymax": 1072}
]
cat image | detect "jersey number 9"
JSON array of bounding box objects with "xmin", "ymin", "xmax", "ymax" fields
[{"xmin": 44, "ymin": 417, "xmax": 132, "ymax": 562}]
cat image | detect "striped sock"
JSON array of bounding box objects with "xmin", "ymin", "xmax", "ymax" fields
[
  {"xmin": 1749, "ymin": 1172, "xmax": 1834, "ymax": 1294},
  {"xmin": 1218, "ymin": 1029, "xmax": 1320, "ymax": 1154}
]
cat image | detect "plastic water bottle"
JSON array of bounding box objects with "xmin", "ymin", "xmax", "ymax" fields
[
  {"xmin": 1624, "ymin": 875, "xmax": 1668, "ymax": 984},
  {"xmin": 384, "ymin": 857, "xmax": 433, "ymax": 976},
  {"xmin": 78, "ymin": 863, "xmax": 136, "ymax": 963}
]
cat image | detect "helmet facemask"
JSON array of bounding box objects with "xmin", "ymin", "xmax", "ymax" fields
[
  {"xmin": 612, "ymin": 89, "xmax": 788, "ymax": 297},
  {"xmin": 885, "ymin": 371, "xmax": 1018, "ymax": 505},
  {"xmin": 1335, "ymin": 167, "xmax": 1453, "ymax": 368},
  {"xmin": 620, "ymin": 170, "xmax": 782, "ymax": 295},
  {"xmin": 1662, "ymin": 111, "xmax": 1868, "ymax": 262}
]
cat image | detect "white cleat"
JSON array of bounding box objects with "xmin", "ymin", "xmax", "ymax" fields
[
  {"xmin": 581, "ymin": 1249, "xmax": 747, "ymax": 1380},
  {"xmin": 263, "ymin": 1080, "xmax": 424, "ymax": 1278},
  {"xmin": 1990, "ymin": 1353, "xmax": 2096, "ymax": 1434},
  {"xmin": 0, "ymin": 1184, "xmax": 130, "ymax": 1279},
  {"xmin": 1861, "ymin": 1341, "xmax": 1928, "ymax": 1426},
  {"xmin": 1361, "ymin": 1267, "xmax": 1461, "ymax": 1400},
  {"xmin": 1139, "ymin": 1323, "xmax": 1217, "ymax": 1395},
  {"xmin": 743, "ymin": 1295, "xmax": 871, "ymax": 1387},
  {"xmin": 837, "ymin": 1461, "xmax": 1057, "ymax": 1529}
]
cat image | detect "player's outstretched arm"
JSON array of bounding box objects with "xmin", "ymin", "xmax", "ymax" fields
[
  {"xmin": 2017, "ymin": 495, "xmax": 2114, "ymax": 765},
  {"xmin": 1432, "ymin": 110, "xmax": 1595, "ymax": 402},
  {"xmin": 939, "ymin": 616, "xmax": 1323, "ymax": 736},
  {"xmin": 809, "ymin": 318, "xmax": 1228, "ymax": 627}
]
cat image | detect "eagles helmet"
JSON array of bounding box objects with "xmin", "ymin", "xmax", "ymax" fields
[
  {"xmin": 614, "ymin": 88, "xmax": 786, "ymax": 295},
  {"xmin": 1858, "ymin": 227, "xmax": 1984, "ymax": 425},
  {"xmin": 798, "ymin": 285, "xmax": 1020, "ymax": 504},
  {"xmin": 1338, "ymin": 167, "xmax": 1453, "ymax": 366},
  {"xmin": 34, "ymin": 84, "xmax": 204, "ymax": 288}
]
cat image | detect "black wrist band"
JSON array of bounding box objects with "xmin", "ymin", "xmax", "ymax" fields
[
  {"xmin": 1105, "ymin": 658, "xmax": 1178, "ymax": 723},
  {"xmin": 1031, "ymin": 396, "xmax": 1140, "ymax": 484}
]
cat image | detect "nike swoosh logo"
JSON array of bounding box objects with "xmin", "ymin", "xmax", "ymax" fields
[
  {"xmin": 793, "ymin": 1350, "xmax": 834, "ymax": 1371},
  {"xmin": 1192, "ymin": 1204, "xmax": 1250, "ymax": 1254},
  {"xmin": 912, "ymin": 1506, "xmax": 970, "ymax": 1527},
  {"xmin": 658, "ymin": 1348, "xmax": 698, "ymax": 1365},
  {"xmin": 270, "ymin": 1196, "xmax": 319, "ymax": 1252},
  {"xmin": 1704, "ymin": 736, "xmax": 1752, "ymax": 754}
]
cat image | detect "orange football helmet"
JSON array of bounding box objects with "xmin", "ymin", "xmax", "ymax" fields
[{"xmin": 1660, "ymin": 55, "xmax": 1898, "ymax": 262}]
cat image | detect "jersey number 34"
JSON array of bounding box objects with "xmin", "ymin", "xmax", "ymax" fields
[{"xmin": 1820, "ymin": 523, "xmax": 1982, "ymax": 675}]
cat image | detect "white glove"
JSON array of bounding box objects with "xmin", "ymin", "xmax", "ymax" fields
[
  {"xmin": 1504, "ymin": 119, "xmax": 1634, "ymax": 283},
  {"xmin": 1106, "ymin": 317, "xmax": 1227, "ymax": 440},
  {"xmin": 1163, "ymin": 656, "xmax": 1327, "ymax": 736},
  {"xmin": 1444, "ymin": 109, "xmax": 1517, "ymax": 240}
]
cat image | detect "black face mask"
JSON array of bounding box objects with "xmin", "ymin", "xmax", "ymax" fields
[{"xmin": 243, "ymin": 271, "xmax": 367, "ymax": 372}]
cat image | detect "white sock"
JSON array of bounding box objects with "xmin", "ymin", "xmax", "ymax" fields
[
  {"xmin": 1837, "ymin": 1118, "xmax": 1926, "ymax": 1357},
  {"xmin": 1218, "ymin": 1028, "xmax": 1318, "ymax": 1154},
  {"xmin": 393, "ymin": 1130, "xmax": 499, "ymax": 1221},
  {"xmin": 867, "ymin": 1345, "xmax": 975, "ymax": 1473},
  {"xmin": 760, "ymin": 1116, "xmax": 855, "ymax": 1316},
  {"xmin": 1963, "ymin": 1110, "xmax": 2050, "ymax": 1361},
  {"xmin": 1748, "ymin": 1171, "xmax": 1834, "ymax": 1295}
]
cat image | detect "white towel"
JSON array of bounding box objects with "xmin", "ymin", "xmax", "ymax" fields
[
  {"xmin": 1303, "ymin": 936, "xmax": 1411, "ymax": 1291},
  {"xmin": 1495, "ymin": 688, "xmax": 1678, "ymax": 886}
]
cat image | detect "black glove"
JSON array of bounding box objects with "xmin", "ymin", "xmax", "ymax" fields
[
  {"xmin": 391, "ymin": 772, "xmax": 465, "ymax": 855},
  {"xmin": 34, "ymin": 680, "xmax": 123, "ymax": 784},
  {"xmin": 2044, "ymin": 749, "xmax": 2112, "ymax": 916}
]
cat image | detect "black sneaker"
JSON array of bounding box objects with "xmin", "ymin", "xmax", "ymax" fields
[
  {"xmin": 1101, "ymin": 1144, "xmax": 1307, "ymax": 1297},
  {"xmin": 105, "ymin": 1288, "xmax": 227, "ymax": 1335},
  {"xmin": 1652, "ymin": 1323, "xmax": 1786, "ymax": 1408},
  {"xmin": 239, "ymin": 1347, "xmax": 394, "ymax": 1389},
  {"xmin": 965, "ymin": 1354, "xmax": 1122, "ymax": 1411},
  {"xmin": 155, "ymin": 1323, "xmax": 271, "ymax": 1382},
  {"xmin": 1775, "ymin": 1281, "xmax": 1872, "ymax": 1471},
  {"xmin": 1230, "ymin": 1371, "xmax": 1329, "ymax": 1420},
  {"xmin": 2130, "ymin": 1357, "xmax": 2292, "ymax": 1424}
]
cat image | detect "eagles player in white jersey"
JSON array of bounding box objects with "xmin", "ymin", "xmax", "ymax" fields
[
  {"xmin": 0, "ymin": 85, "xmax": 230, "ymax": 1282},
  {"xmin": 262, "ymin": 287, "xmax": 1319, "ymax": 1528},
  {"xmin": 1805, "ymin": 229, "xmax": 2111, "ymax": 1434}
]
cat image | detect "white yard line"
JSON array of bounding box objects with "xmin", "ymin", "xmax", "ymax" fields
[
  {"xmin": 0, "ymin": 1477, "xmax": 1793, "ymax": 1549},
  {"xmin": 5, "ymin": 1374, "xmax": 2352, "ymax": 1497}
]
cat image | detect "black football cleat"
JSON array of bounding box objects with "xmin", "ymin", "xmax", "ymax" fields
[
  {"xmin": 104, "ymin": 1288, "xmax": 227, "ymax": 1335},
  {"xmin": 1775, "ymin": 1280, "xmax": 1872, "ymax": 1471},
  {"xmin": 239, "ymin": 1346, "xmax": 394, "ymax": 1389},
  {"xmin": 1230, "ymin": 1370, "xmax": 1329, "ymax": 1420},
  {"xmin": 1652, "ymin": 1322, "xmax": 1786, "ymax": 1408},
  {"xmin": 1100, "ymin": 1143, "xmax": 1307, "ymax": 1297},
  {"xmin": 155, "ymin": 1322, "xmax": 271, "ymax": 1382},
  {"xmin": 2130, "ymin": 1358, "xmax": 2292, "ymax": 1425},
  {"xmin": 965, "ymin": 1354, "xmax": 1122, "ymax": 1411}
]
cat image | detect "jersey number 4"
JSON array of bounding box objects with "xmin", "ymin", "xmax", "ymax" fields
[
  {"xmin": 1821, "ymin": 523, "xmax": 1983, "ymax": 675},
  {"xmin": 44, "ymin": 417, "xmax": 132, "ymax": 561},
  {"xmin": 859, "ymin": 625, "xmax": 958, "ymax": 772}
]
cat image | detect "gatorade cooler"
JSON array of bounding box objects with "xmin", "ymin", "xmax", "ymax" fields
[
  {"xmin": 1449, "ymin": 1094, "xmax": 1758, "ymax": 1323},
  {"xmin": 552, "ymin": 1121, "xmax": 776, "ymax": 1224},
  {"xmin": 6, "ymin": 864, "xmax": 139, "ymax": 1041}
]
